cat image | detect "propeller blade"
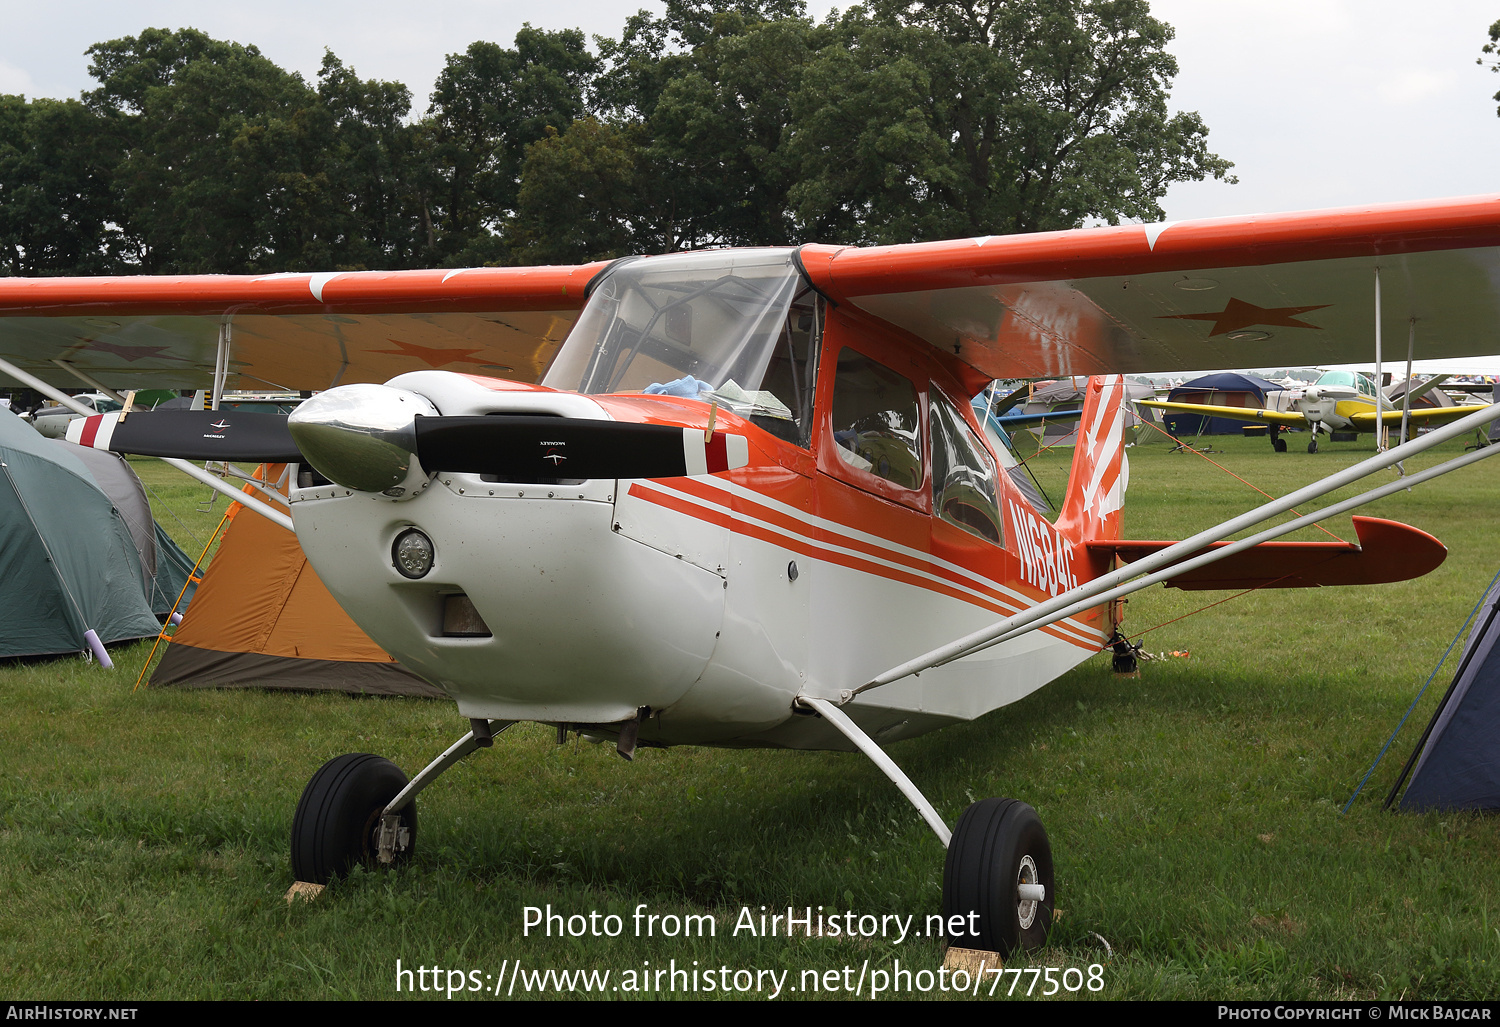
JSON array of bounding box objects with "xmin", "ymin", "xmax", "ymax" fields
[
  {"xmin": 413, "ymin": 416, "xmax": 750, "ymax": 480},
  {"xmin": 65, "ymin": 410, "xmax": 301, "ymax": 463}
]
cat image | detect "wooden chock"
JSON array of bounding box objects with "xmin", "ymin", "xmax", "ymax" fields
[{"xmin": 285, "ymin": 880, "xmax": 324, "ymax": 904}]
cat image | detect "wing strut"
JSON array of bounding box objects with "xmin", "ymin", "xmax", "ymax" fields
[{"xmin": 855, "ymin": 399, "xmax": 1500, "ymax": 697}]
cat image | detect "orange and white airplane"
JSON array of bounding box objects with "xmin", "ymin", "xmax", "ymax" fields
[{"xmin": 4, "ymin": 195, "xmax": 1500, "ymax": 958}]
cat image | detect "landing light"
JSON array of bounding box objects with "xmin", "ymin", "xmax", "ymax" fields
[{"xmin": 393, "ymin": 528, "xmax": 435, "ymax": 579}]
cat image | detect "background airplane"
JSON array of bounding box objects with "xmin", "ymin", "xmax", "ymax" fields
[{"xmin": 1139, "ymin": 368, "xmax": 1479, "ymax": 452}]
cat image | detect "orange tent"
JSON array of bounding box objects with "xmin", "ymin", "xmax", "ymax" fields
[{"xmin": 150, "ymin": 467, "xmax": 443, "ymax": 697}]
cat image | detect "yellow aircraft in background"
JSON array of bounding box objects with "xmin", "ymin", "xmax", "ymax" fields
[{"xmin": 1139, "ymin": 369, "xmax": 1481, "ymax": 452}]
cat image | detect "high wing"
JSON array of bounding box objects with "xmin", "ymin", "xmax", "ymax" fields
[
  {"xmin": 1135, "ymin": 398, "xmax": 1309, "ymax": 429},
  {"xmin": 2, "ymin": 196, "xmax": 1498, "ymax": 392},
  {"xmin": 797, "ymin": 195, "xmax": 1500, "ymax": 381},
  {"xmin": 0, "ymin": 264, "xmax": 605, "ymax": 392}
]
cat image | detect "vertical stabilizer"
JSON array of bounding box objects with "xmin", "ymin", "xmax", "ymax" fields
[{"xmin": 1055, "ymin": 375, "xmax": 1130, "ymax": 544}]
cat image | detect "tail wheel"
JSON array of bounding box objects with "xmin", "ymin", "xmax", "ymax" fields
[
  {"xmin": 942, "ymin": 798, "xmax": 1054, "ymax": 956},
  {"xmin": 291, "ymin": 753, "xmax": 415, "ymax": 884}
]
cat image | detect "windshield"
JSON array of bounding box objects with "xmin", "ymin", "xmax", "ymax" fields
[
  {"xmin": 1315, "ymin": 370, "xmax": 1375, "ymax": 394},
  {"xmin": 543, "ymin": 249, "xmax": 821, "ymax": 445}
]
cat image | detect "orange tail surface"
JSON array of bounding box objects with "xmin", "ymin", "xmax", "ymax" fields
[{"xmin": 1055, "ymin": 375, "xmax": 1130, "ymax": 545}]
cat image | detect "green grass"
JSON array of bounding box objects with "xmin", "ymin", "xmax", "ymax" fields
[{"xmin": 4, "ymin": 436, "xmax": 1500, "ymax": 1000}]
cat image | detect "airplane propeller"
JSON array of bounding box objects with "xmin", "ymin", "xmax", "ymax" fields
[{"xmin": 64, "ymin": 384, "xmax": 750, "ymax": 495}]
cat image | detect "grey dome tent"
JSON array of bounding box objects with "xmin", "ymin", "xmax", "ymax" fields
[{"xmin": 0, "ymin": 408, "xmax": 196, "ymax": 659}]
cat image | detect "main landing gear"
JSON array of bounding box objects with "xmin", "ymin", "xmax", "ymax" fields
[
  {"xmin": 290, "ymin": 718, "xmax": 513, "ymax": 884},
  {"xmin": 800, "ymin": 696, "xmax": 1053, "ymax": 958},
  {"xmin": 944, "ymin": 798, "xmax": 1054, "ymax": 954},
  {"xmin": 291, "ymin": 753, "xmax": 416, "ymax": 884},
  {"xmin": 289, "ymin": 705, "xmax": 1056, "ymax": 960}
]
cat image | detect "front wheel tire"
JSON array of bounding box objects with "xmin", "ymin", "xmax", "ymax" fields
[
  {"xmin": 291, "ymin": 753, "xmax": 415, "ymax": 884},
  {"xmin": 942, "ymin": 798, "xmax": 1054, "ymax": 956}
]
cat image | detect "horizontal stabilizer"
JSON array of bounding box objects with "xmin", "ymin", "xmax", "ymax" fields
[{"xmin": 1087, "ymin": 515, "xmax": 1445, "ymax": 590}]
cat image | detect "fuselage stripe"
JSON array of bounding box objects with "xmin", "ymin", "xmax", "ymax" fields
[{"xmin": 627, "ymin": 482, "xmax": 1104, "ymax": 650}]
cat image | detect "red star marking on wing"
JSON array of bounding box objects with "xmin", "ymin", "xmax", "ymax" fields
[
  {"xmin": 368, "ymin": 338, "xmax": 487, "ymax": 368},
  {"xmin": 1160, "ymin": 298, "xmax": 1330, "ymax": 336},
  {"xmin": 84, "ymin": 339, "xmax": 180, "ymax": 362}
]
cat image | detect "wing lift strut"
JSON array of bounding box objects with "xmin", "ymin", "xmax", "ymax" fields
[{"xmin": 800, "ymin": 398, "xmax": 1500, "ymax": 851}]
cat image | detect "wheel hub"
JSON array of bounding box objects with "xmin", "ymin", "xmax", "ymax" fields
[{"xmin": 1016, "ymin": 854, "xmax": 1040, "ymax": 929}]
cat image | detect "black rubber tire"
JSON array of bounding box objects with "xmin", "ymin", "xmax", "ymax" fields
[
  {"xmin": 290, "ymin": 753, "xmax": 415, "ymax": 884},
  {"xmin": 1308, "ymin": 437, "xmax": 1319, "ymax": 454},
  {"xmin": 942, "ymin": 798, "xmax": 1054, "ymax": 956},
  {"xmin": 1273, "ymin": 438, "xmax": 1287, "ymax": 453}
]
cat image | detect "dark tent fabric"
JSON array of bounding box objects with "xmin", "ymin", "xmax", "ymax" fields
[
  {"xmin": 0, "ymin": 408, "xmax": 184, "ymax": 657},
  {"xmin": 1164, "ymin": 373, "xmax": 1285, "ymax": 437},
  {"xmin": 1400, "ymin": 575, "xmax": 1500, "ymax": 811},
  {"xmin": 151, "ymin": 466, "xmax": 443, "ymax": 697},
  {"xmin": 1011, "ymin": 379, "xmax": 1155, "ymax": 450}
]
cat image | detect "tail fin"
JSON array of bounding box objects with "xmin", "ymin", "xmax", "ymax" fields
[{"xmin": 1055, "ymin": 375, "xmax": 1130, "ymax": 543}]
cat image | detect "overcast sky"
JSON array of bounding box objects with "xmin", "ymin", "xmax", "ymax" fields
[{"xmin": 2, "ymin": 0, "xmax": 1497, "ymax": 223}]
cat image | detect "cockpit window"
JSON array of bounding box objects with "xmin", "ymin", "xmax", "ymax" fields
[
  {"xmin": 931, "ymin": 394, "xmax": 1003, "ymax": 544},
  {"xmin": 1315, "ymin": 370, "xmax": 1375, "ymax": 395},
  {"xmin": 543, "ymin": 249, "xmax": 821, "ymax": 446},
  {"xmin": 830, "ymin": 348, "xmax": 922, "ymax": 490}
]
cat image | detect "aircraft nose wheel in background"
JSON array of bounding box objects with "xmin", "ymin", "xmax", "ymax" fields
[
  {"xmin": 291, "ymin": 753, "xmax": 416, "ymax": 884},
  {"xmin": 942, "ymin": 798, "xmax": 1054, "ymax": 957}
]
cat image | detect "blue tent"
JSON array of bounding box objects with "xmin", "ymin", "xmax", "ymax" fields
[
  {"xmin": 1398, "ymin": 576, "xmax": 1500, "ymax": 811},
  {"xmin": 1164, "ymin": 372, "xmax": 1285, "ymax": 437}
]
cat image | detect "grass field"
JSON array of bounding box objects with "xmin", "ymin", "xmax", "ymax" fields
[{"xmin": 3, "ymin": 432, "xmax": 1500, "ymax": 1000}]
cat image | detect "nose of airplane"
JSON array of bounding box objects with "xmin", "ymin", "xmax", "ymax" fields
[{"xmin": 288, "ymin": 384, "xmax": 438, "ymax": 496}]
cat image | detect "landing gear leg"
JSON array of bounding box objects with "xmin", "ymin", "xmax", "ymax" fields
[
  {"xmin": 1271, "ymin": 427, "xmax": 1287, "ymax": 453},
  {"xmin": 798, "ymin": 696, "xmax": 1053, "ymax": 959},
  {"xmin": 1307, "ymin": 426, "xmax": 1320, "ymax": 454}
]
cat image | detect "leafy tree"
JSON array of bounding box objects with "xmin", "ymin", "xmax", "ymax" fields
[
  {"xmin": 787, "ymin": 0, "xmax": 1235, "ymax": 244},
  {"xmin": 86, "ymin": 28, "xmax": 333, "ymax": 273},
  {"xmin": 316, "ymin": 52, "xmax": 425, "ymax": 269},
  {"xmin": 582, "ymin": 1, "xmax": 825, "ymax": 252},
  {"xmin": 1481, "ymin": 19, "xmax": 1500, "ymax": 114},
  {"xmin": 421, "ymin": 28, "xmax": 598, "ymax": 265},
  {"xmin": 0, "ymin": 96, "xmax": 126, "ymax": 275},
  {"xmin": 510, "ymin": 118, "xmax": 638, "ymax": 263}
]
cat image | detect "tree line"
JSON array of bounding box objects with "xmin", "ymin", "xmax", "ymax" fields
[{"xmin": 0, "ymin": 0, "xmax": 1235, "ymax": 277}]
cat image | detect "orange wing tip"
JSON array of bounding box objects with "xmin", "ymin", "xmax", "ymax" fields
[{"xmin": 1091, "ymin": 515, "xmax": 1446, "ymax": 590}]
